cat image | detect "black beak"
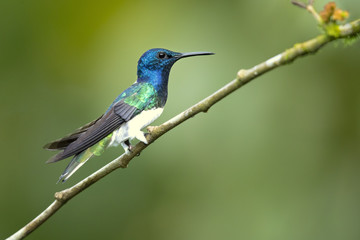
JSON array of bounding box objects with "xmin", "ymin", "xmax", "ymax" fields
[{"xmin": 177, "ymin": 51, "xmax": 215, "ymax": 59}]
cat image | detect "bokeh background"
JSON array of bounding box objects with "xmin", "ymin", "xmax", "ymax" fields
[{"xmin": 1, "ymin": 0, "xmax": 359, "ymax": 239}]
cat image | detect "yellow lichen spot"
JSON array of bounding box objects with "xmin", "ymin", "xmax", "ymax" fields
[{"xmin": 325, "ymin": 23, "xmax": 341, "ymax": 37}]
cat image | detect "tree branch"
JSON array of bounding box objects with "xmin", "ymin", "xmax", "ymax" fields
[{"xmin": 6, "ymin": 14, "xmax": 360, "ymax": 240}]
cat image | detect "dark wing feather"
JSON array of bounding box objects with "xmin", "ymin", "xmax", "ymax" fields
[
  {"xmin": 46, "ymin": 100, "xmax": 138, "ymax": 163},
  {"xmin": 114, "ymin": 100, "xmax": 139, "ymax": 121},
  {"xmin": 43, "ymin": 115, "xmax": 103, "ymax": 150}
]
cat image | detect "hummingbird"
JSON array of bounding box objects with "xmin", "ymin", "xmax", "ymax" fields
[{"xmin": 44, "ymin": 48, "xmax": 214, "ymax": 183}]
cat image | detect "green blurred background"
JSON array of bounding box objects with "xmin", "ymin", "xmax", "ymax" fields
[{"xmin": 1, "ymin": 0, "xmax": 359, "ymax": 239}]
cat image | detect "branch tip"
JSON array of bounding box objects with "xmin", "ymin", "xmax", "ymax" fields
[{"xmin": 291, "ymin": 0, "xmax": 307, "ymax": 9}]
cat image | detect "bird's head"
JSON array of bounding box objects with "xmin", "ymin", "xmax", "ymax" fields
[{"xmin": 137, "ymin": 48, "xmax": 213, "ymax": 81}]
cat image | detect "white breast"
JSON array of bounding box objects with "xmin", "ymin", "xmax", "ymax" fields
[{"xmin": 110, "ymin": 108, "xmax": 164, "ymax": 146}]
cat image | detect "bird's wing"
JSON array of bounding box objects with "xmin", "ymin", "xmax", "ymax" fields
[
  {"xmin": 46, "ymin": 82, "xmax": 157, "ymax": 163},
  {"xmin": 43, "ymin": 115, "xmax": 103, "ymax": 150}
]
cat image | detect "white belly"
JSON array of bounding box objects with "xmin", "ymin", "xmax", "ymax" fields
[{"xmin": 110, "ymin": 107, "xmax": 163, "ymax": 146}]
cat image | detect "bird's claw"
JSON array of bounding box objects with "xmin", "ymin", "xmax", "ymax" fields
[{"xmin": 123, "ymin": 140, "xmax": 133, "ymax": 154}]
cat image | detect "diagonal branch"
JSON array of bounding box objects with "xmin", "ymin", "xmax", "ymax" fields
[{"xmin": 6, "ymin": 17, "xmax": 360, "ymax": 240}]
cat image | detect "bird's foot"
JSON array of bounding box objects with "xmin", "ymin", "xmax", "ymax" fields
[
  {"xmin": 122, "ymin": 140, "xmax": 133, "ymax": 154},
  {"xmin": 122, "ymin": 140, "xmax": 141, "ymax": 156}
]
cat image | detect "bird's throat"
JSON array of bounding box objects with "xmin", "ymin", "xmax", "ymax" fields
[{"xmin": 137, "ymin": 70, "xmax": 169, "ymax": 104}]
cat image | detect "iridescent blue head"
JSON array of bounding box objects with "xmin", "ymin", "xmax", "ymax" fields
[{"xmin": 137, "ymin": 48, "xmax": 214, "ymax": 91}]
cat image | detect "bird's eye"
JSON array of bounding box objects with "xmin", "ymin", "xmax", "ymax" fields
[{"xmin": 157, "ymin": 51, "xmax": 168, "ymax": 59}]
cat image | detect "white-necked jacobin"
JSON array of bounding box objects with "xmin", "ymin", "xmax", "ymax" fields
[{"xmin": 44, "ymin": 48, "xmax": 214, "ymax": 182}]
